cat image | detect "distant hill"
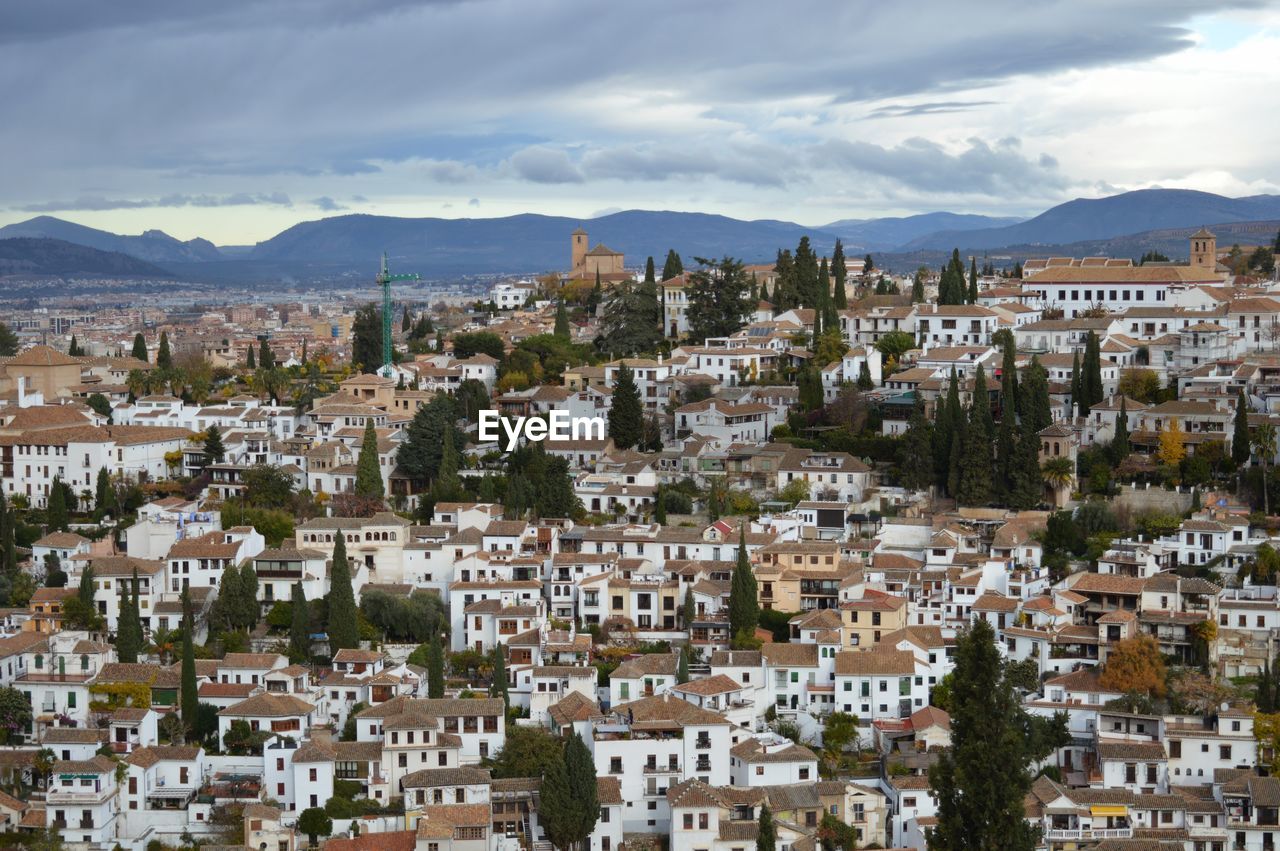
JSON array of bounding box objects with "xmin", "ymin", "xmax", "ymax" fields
[
  {"xmin": 0, "ymin": 237, "xmax": 175, "ymax": 277},
  {"xmin": 0, "ymin": 216, "xmax": 224, "ymax": 263},
  {"xmin": 820, "ymin": 211, "xmax": 1024, "ymax": 251},
  {"xmin": 248, "ymin": 210, "xmax": 847, "ymax": 273},
  {"xmin": 901, "ymin": 189, "xmax": 1280, "ymax": 251}
]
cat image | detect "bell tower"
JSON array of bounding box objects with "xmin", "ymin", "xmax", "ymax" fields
[
  {"xmin": 1189, "ymin": 227, "xmax": 1216, "ymax": 272},
  {"xmin": 571, "ymin": 226, "xmax": 588, "ymax": 273}
]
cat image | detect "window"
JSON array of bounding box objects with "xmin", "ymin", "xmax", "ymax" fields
[{"xmin": 683, "ymin": 814, "xmax": 693, "ymax": 830}]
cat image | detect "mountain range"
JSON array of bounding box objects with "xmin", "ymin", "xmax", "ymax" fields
[
  {"xmin": 0, "ymin": 237, "xmax": 174, "ymax": 278},
  {"xmin": 2, "ymin": 188, "xmax": 1279, "ymax": 281}
]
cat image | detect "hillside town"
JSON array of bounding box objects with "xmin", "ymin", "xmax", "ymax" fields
[{"xmin": 0, "ymin": 222, "xmax": 1279, "ymax": 851}]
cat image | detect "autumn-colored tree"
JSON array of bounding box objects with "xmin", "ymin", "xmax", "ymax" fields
[
  {"xmin": 1099, "ymin": 633, "xmax": 1167, "ymax": 697},
  {"xmin": 1157, "ymin": 419, "xmax": 1186, "ymax": 467}
]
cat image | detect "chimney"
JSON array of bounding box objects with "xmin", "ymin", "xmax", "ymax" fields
[{"xmin": 16, "ymin": 377, "xmax": 25, "ymax": 408}]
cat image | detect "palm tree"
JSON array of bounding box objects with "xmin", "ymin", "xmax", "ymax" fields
[
  {"xmin": 1253, "ymin": 423, "xmax": 1277, "ymax": 517},
  {"xmin": 148, "ymin": 625, "xmax": 177, "ymax": 664},
  {"xmin": 1041, "ymin": 456, "xmax": 1075, "ymax": 493}
]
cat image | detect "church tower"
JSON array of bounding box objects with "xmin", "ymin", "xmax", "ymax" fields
[
  {"xmin": 1189, "ymin": 227, "xmax": 1217, "ymax": 272},
  {"xmin": 571, "ymin": 226, "xmax": 588, "ymax": 272}
]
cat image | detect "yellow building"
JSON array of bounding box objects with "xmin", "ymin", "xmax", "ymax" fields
[{"xmin": 570, "ymin": 227, "xmax": 624, "ymax": 277}]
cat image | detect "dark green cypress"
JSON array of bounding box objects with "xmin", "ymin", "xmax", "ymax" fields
[
  {"xmin": 933, "ymin": 369, "xmax": 961, "ymax": 490},
  {"xmin": 565, "ymin": 731, "xmax": 600, "ymax": 841},
  {"xmin": 131, "ymin": 333, "xmax": 148, "ymax": 363},
  {"xmin": 968, "ymin": 257, "xmax": 978, "ymax": 303},
  {"xmin": 490, "ymin": 646, "xmax": 509, "ymax": 709},
  {"xmin": 157, "ymin": 332, "xmax": 172, "ymax": 370},
  {"xmin": 354, "ymin": 419, "xmax": 384, "ymax": 498},
  {"xmin": 554, "ymin": 299, "xmax": 570, "ymax": 339},
  {"xmin": 757, "ymin": 804, "xmax": 776, "ymax": 851},
  {"xmin": 898, "ymin": 398, "xmax": 935, "ymax": 492},
  {"xmin": 116, "ymin": 569, "xmax": 142, "ymax": 663},
  {"xmin": 427, "ymin": 633, "xmax": 445, "ymax": 698},
  {"xmin": 662, "ymin": 249, "xmax": 683, "ymax": 281},
  {"xmin": 327, "ymin": 532, "xmax": 359, "ymax": 652},
  {"xmin": 608, "ymin": 362, "xmax": 643, "ymax": 450},
  {"xmin": 1113, "ymin": 397, "xmax": 1130, "ymax": 461},
  {"xmin": 1083, "ymin": 331, "xmax": 1104, "ymax": 410},
  {"xmin": 1069, "ymin": 351, "xmax": 1082, "ymax": 418},
  {"xmin": 1234, "ymin": 388, "xmax": 1252, "ymax": 465},
  {"xmin": 180, "ymin": 587, "xmax": 198, "ymax": 732},
  {"xmin": 831, "ymin": 240, "xmax": 848, "ymax": 309},
  {"xmin": 958, "ymin": 367, "xmax": 993, "ymax": 506},
  {"xmin": 289, "ymin": 583, "xmax": 310, "ymax": 663},
  {"xmin": 996, "ymin": 345, "xmax": 1020, "ymax": 502},
  {"xmin": 728, "ymin": 527, "xmax": 759, "ymax": 645},
  {"xmin": 46, "ymin": 477, "xmax": 68, "ymax": 532}
]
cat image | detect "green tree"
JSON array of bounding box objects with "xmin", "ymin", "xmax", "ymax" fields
[
  {"xmin": 608, "ymin": 362, "xmax": 644, "ymax": 450},
  {"xmin": 599, "ymin": 279, "xmax": 661, "ymax": 356},
  {"xmin": 756, "ymin": 804, "xmax": 776, "ymax": 851},
  {"xmin": 677, "ymin": 645, "xmax": 690, "ymax": 684},
  {"xmin": 874, "ymin": 329, "xmax": 916, "ymax": 362},
  {"xmin": 1113, "ymin": 397, "xmax": 1131, "ymax": 461},
  {"xmin": 831, "ymin": 240, "xmax": 848, "ymax": 309},
  {"xmin": 822, "ymin": 711, "xmax": 859, "ymax": 762},
  {"xmin": 1009, "ymin": 428, "xmax": 1045, "ymax": 511},
  {"xmin": 258, "ymin": 338, "xmax": 275, "ymax": 370},
  {"xmin": 489, "ymin": 725, "xmax": 565, "ymax": 778},
  {"xmin": 67, "ymin": 335, "xmax": 81, "ymax": 356},
  {"xmin": 490, "ymin": 646, "xmax": 509, "ymax": 709},
  {"xmin": 565, "ymin": 731, "xmax": 599, "ymax": 845},
  {"xmin": 686, "ymin": 256, "xmax": 751, "ymax": 342},
  {"xmin": 1235, "ymin": 389, "xmax": 1252, "ymax": 466},
  {"xmin": 131, "ymin": 332, "xmax": 148, "ymax": 362},
  {"xmin": 662, "ymin": 249, "xmax": 683, "ymax": 281},
  {"xmin": 351, "ymin": 303, "xmax": 383, "ymax": 374},
  {"xmin": 289, "ymin": 583, "xmax": 310, "ymax": 663},
  {"xmin": 542, "ymin": 733, "xmax": 599, "ymax": 851},
  {"xmin": 327, "ymin": 533, "xmax": 359, "ymax": 652},
  {"xmin": 452, "ymin": 331, "xmax": 506, "ymax": 361},
  {"xmin": 728, "ymin": 528, "xmax": 759, "ymax": 646},
  {"xmin": 911, "ymin": 267, "xmax": 926, "ymax": 303},
  {"xmin": 116, "ymin": 570, "xmax": 143, "ymax": 663},
  {"xmin": 1069, "ymin": 350, "xmax": 1082, "ymax": 418},
  {"xmin": 427, "ymin": 631, "xmax": 445, "ymax": 698},
  {"xmin": 1082, "ymin": 331, "xmax": 1104, "ymax": 411},
  {"xmin": 927, "ymin": 620, "xmax": 1039, "ymax": 850},
  {"xmin": 536, "ymin": 457, "xmax": 581, "ymax": 519},
  {"xmin": 554, "ymin": 298, "xmax": 570, "ymax": 339},
  {"xmin": 246, "ymin": 345, "xmax": 256, "ymax": 369},
  {"xmin": 180, "ymin": 587, "xmax": 198, "ymax": 733},
  {"xmin": 297, "ymin": 807, "xmax": 332, "ymax": 847},
  {"xmin": 0, "ymin": 323, "xmax": 18, "ymax": 358},
  {"xmin": 996, "ymin": 341, "xmax": 1020, "ymax": 502},
  {"xmin": 354, "ymin": 419, "xmax": 384, "ymax": 499},
  {"xmin": 46, "ymin": 477, "xmax": 68, "ymax": 532},
  {"xmin": 957, "ymin": 365, "xmax": 993, "ymax": 506},
  {"xmin": 968, "ymin": 256, "xmax": 978, "ymax": 303},
  {"xmin": 397, "ymin": 394, "xmax": 460, "ymax": 487},
  {"xmin": 0, "ymin": 686, "xmax": 33, "ymax": 745},
  {"xmin": 157, "ymin": 332, "xmax": 172, "ymax": 370},
  {"xmin": 431, "ymin": 427, "xmax": 465, "ymax": 505},
  {"xmin": 898, "ymin": 398, "xmax": 935, "ymax": 491},
  {"xmin": 203, "ymin": 425, "xmax": 225, "ymax": 466}
]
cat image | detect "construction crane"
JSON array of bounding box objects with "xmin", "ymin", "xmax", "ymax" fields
[{"xmin": 375, "ymin": 253, "xmax": 420, "ymax": 378}]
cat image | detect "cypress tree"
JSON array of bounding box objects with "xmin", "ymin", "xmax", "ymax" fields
[
  {"xmin": 1021, "ymin": 357, "xmax": 1053, "ymax": 434},
  {"xmin": 958, "ymin": 367, "xmax": 993, "ymax": 506},
  {"xmin": 968, "ymin": 257, "xmax": 978, "ymax": 303},
  {"xmin": 911, "ymin": 268, "xmax": 925, "ymax": 303},
  {"xmin": 1009, "ymin": 428, "xmax": 1044, "ymax": 511},
  {"xmin": 728, "ymin": 527, "xmax": 759, "ymax": 645},
  {"xmin": 662, "ymin": 249, "xmax": 683, "ymax": 281},
  {"xmin": 1234, "ymin": 389, "xmax": 1252, "ymax": 465},
  {"xmin": 116, "ymin": 569, "xmax": 142, "ymax": 663},
  {"xmin": 1083, "ymin": 331, "xmax": 1104, "ymax": 410},
  {"xmin": 259, "ymin": 338, "xmax": 275, "ymax": 369},
  {"xmin": 246, "ymin": 345, "xmax": 256, "ymax": 369},
  {"xmin": 933, "ymin": 369, "xmax": 960, "ymax": 491},
  {"xmin": 131, "ymin": 333, "xmax": 148, "ymax": 362},
  {"xmin": 757, "ymin": 805, "xmax": 776, "ymax": 851},
  {"xmin": 180, "ymin": 587, "xmax": 198, "ymax": 732},
  {"xmin": 1069, "ymin": 351, "xmax": 1082, "ymax": 418},
  {"xmin": 608, "ymin": 362, "xmax": 643, "ymax": 450},
  {"xmin": 289, "ymin": 583, "xmax": 310, "ymax": 663},
  {"xmin": 677, "ymin": 644, "xmax": 690, "ymax": 684},
  {"xmin": 327, "ymin": 532, "xmax": 359, "ymax": 652},
  {"xmin": 46, "ymin": 477, "xmax": 68, "ymax": 532},
  {"xmin": 928, "ymin": 620, "xmax": 1040, "ymax": 850},
  {"xmin": 354, "ymin": 419, "xmax": 384, "ymax": 498},
  {"xmin": 682, "ymin": 586, "xmax": 694, "ymax": 629},
  {"xmin": 203, "ymin": 425, "xmax": 225, "ymax": 466},
  {"xmin": 644, "ymin": 256, "xmax": 656, "ymax": 284},
  {"xmin": 831, "ymin": 241, "xmax": 848, "ymax": 309},
  {"xmin": 1261, "ymin": 659, "xmax": 1275, "ymax": 714},
  {"xmin": 68, "ymin": 336, "xmax": 81, "ymax": 357},
  {"xmin": 565, "ymin": 731, "xmax": 600, "ymax": 843},
  {"xmin": 654, "ymin": 487, "xmax": 667, "ymax": 525},
  {"xmin": 431, "ymin": 428, "xmax": 464, "ymax": 504},
  {"xmin": 947, "ymin": 417, "xmax": 966, "ymax": 499},
  {"xmin": 95, "ymin": 467, "xmax": 113, "ymax": 514},
  {"xmin": 898, "ymin": 398, "xmax": 935, "ymax": 492},
  {"xmin": 157, "ymin": 331, "xmax": 172, "ymax": 370},
  {"xmin": 402, "ymin": 306, "xmax": 413, "ymax": 333},
  {"xmin": 490, "ymin": 646, "xmax": 509, "ymax": 709},
  {"xmin": 758, "ymin": 278, "xmax": 770, "ymax": 304},
  {"xmin": 541, "ymin": 743, "xmax": 575, "ymax": 851},
  {"xmin": 427, "ymin": 633, "xmax": 445, "ymax": 698},
  {"xmin": 554, "ymin": 298, "xmax": 570, "ymax": 339},
  {"xmin": 996, "ymin": 344, "xmax": 1020, "ymax": 502},
  {"xmin": 1114, "ymin": 397, "xmax": 1131, "ymax": 461}
]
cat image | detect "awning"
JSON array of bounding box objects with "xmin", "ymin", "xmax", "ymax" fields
[{"xmin": 1090, "ymin": 805, "xmax": 1127, "ymax": 817}]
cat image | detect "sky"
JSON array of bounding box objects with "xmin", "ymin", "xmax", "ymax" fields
[{"xmin": 3, "ymin": 0, "xmax": 1280, "ymax": 245}]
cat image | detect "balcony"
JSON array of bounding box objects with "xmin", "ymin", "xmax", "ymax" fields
[
  {"xmin": 695, "ymin": 738, "xmax": 711, "ymax": 750},
  {"xmin": 1045, "ymin": 828, "xmax": 1132, "ymax": 841},
  {"xmin": 48, "ymin": 787, "xmax": 108, "ymax": 803},
  {"xmin": 643, "ymin": 764, "xmax": 681, "ymax": 775}
]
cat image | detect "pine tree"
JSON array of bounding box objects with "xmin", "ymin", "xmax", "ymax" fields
[
  {"xmin": 203, "ymin": 425, "xmax": 225, "ymax": 466},
  {"xmin": 354, "ymin": 419, "xmax": 384, "ymax": 498},
  {"xmin": 180, "ymin": 587, "xmax": 198, "ymax": 732},
  {"xmin": 608, "ymin": 362, "xmax": 644, "ymax": 450},
  {"xmin": 662, "ymin": 249, "xmax": 683, "ymax": 281},
  {"xmin": 46, "ymin": 477, "xmax": 68, "ymax": 532},
  {"xmin": 928, "ymin": 620, "xmax": 1040, "ymax": 850},
  {"xmin": 831, "ymin": 240, "xmax": 848, "ymax": 309},
  {"xmin": 1234, "ymin": 388, "xmax": 1252, "ymax": 465},
  {"xmin": 756, "ymin": 805, "xmax": 776, "ymax": 851},
  {"xmin": 686, "ymin": 256, "xmax": 751, "ymax": 342},
  {"xmin": 157, "ymin": 332, "xmax": 172, "ymax": 370},
  {"xmin": 289, "ymin": 583, "xmax": 310, "ymax": 663},
  {"xmin": 1113, "ymin": 397, "xmax": 1131, "ymax": 460},
  {"xmin": 327, "ymin": 533, "xmax": 359, "ymax": 652},
  {"xmin": 427, "ymin": 633, "xmax": 445, "ymax": 698},
  {"xmin": 898, "ymin": 398, "xmax": 935, "ymax": 492},
  {"xmin": 246, "ymin": 345, "xmax": 256, "ymax": 369},
  {"xmin": 131, "ymin": 333, "xmax": 148, "ymax": 362},
  {"xmin": 490, "ymin": 646, "xmax": 509, "ymax": 709},
  {"xmin": 968, "ymin": 257, "xmax": 978, "ymax": 303},
  {"xmin": 728, "ymin": 528, "xmax": 759, "ymax": 645},
  {"xmin": 554, "ymin": 298, "xmax": 570, "ymax": 339}
]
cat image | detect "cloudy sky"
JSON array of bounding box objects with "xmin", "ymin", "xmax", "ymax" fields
[{"xmin": 3, "ymin": 0, "xmax": 1280, "ymax": 244}]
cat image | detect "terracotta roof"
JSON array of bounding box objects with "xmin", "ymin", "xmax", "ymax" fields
[{"xmin": 218, "ymin": 693, "xmax": 315, "ymax": 717}]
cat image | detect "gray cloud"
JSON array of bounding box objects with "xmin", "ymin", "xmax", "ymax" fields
[
  {"xmin": 507, "ymin": 147, "xmax": 584, "ymax": 184},
  {"xmin": 867, "ymin": 100, "xmax": 1000, "ymax": 119},
  {"xmin": 16, "ymin": 192, "xmax": 292, "ymax": 212},
  {"xmin": 468, "ymin": 198, "xmax": 480, "ymax": 207},
  {"xmin": 310, "ymin": 196, "xmax": 346, "ymax": 211}
]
